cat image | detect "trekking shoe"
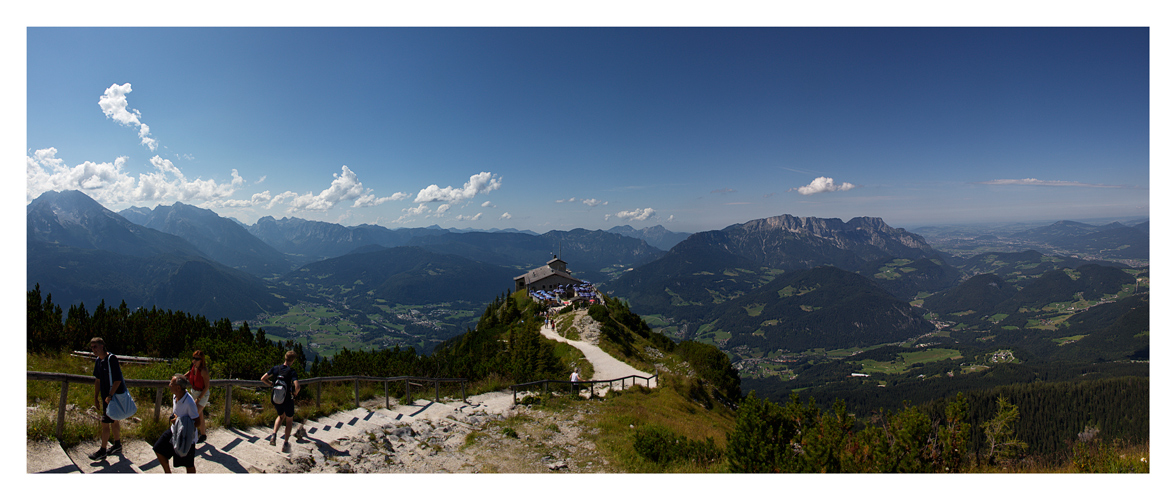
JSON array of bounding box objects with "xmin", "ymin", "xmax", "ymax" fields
[
  {"xmin": 198, "ymin": 434, "xmax": 207, "ymax": 444},
  {"xmin": 107, "ymin": 441, "xmax": 122, "ymax": 455},
  {"xmin": 269, "ymin": 435, "xmax": 277, "ymax": 446},
  {"xmin": 87, "ymin": 447, "xmax": 107, "ymax": 460}
]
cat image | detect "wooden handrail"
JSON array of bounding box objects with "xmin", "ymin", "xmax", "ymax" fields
[
  {"xmin": 27, "ymin": 371, "xmax": 468, "ymax": 441},
  {"xmin": 510, "ymin": 372, "xmax": 658, "ymax": 404}
]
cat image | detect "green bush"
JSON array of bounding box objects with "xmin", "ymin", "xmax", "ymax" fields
[{"xmin": 633, "ymin": 424, "xmax": 723, "ymax": 466}]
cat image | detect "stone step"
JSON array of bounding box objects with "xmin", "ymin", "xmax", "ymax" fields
[
  {"xmin": 26, "ymin": 440, "xmax": 81, "ymax": 474},
  {"xmin": 201, "ymin": 427, "xmax": 291, "ymax": 472},
  {"xmin": 64, "ymin": 440, "xmax": 141, "ymax": 474}
]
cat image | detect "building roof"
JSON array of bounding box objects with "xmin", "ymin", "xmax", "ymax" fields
[{"xmin": 514, "ymin": 265, "xmax": 581, "ymax": 285}]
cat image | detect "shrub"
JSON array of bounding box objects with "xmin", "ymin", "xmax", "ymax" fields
[{"xmin": 633, "ymin": 424, "xmax": 723, "ymax": 466}]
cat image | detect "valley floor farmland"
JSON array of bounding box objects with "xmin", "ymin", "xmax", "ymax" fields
[{"xmin": 252, "ymin": 300, "xmax": 479, "ymax": 358}]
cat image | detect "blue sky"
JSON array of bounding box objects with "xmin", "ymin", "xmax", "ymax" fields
[{"xmin": 25, "ymin": 27, "xmax": 1150, "ymax": 233}]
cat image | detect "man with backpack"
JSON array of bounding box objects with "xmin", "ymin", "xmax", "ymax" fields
[{"xmin": 261, "ymin": 350, "xmax": 300, "ymax": 449}]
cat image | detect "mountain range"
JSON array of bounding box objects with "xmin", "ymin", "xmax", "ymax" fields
[
  {"xmin": 27, "ymin": 191, "xmax": 289, "ymax": 319},
  {"xmin": 605, "ymin": 224, "xmax": 692, "ymax": 251},
  {"xmin": 26, "ymin": 190, "xmax": 1148, "ymax": 366},
  {"xmin": 26, "ymin": 190, "xmax": 667, "ymax": 323}
]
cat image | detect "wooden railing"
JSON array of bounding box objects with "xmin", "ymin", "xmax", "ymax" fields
[
  {"xmin": 509, "ymin": 372, "xmax": 658, "ymax": 404},
  {"xmin": 27, "ymin": 371, "xmax": 468, "ymax": 441}
]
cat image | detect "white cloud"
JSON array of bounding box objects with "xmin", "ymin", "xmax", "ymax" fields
[
  {"xmin": 267, "ymin": 191, "xmax": 299, "ymax": 209},
  {"xmin": 481, "ymin": 201, "xmax": 495, "ymax": 208},
  {"xmin": 435, "ymin": 204, "xmax": 451, "ymax": 215},
  {"xmin": 26, "ymin": 148, "xmax": 243, "ymax": 206},
  {"xmin": 608, "ymin": 207, "xmax": 656, "ymax": 222},
  {"xmin": 354, "ymin": 191, "xmax": 409, "ymax": 208},
  {"xmin": 404, "ymin": 203, "xmax": 430, "ymax": 216},
  {"xmin": 98, "ymin": 83, "xmax": 157, "ymax": 151},
  {"xmin": 556, "ymin": 197, "xmax": 576, "ymax": 203},
  {"xmin": 582, "ymin": 198, "xmax": 606, "ymax": 207},
  {"xmin": 978, "ymin": 178, "xmax": 1120, "ymax": 188},
  {"xmin": 500, "ymin": 212, "xmax": 513, "ymax": 220},
  {"xmin": 414, "ymin": 172, "xmax": 502, "ymax": 203},
  {"xmin": 794, "ymin": 177, "xmax": 856, "ymax": 195},
  {"xmin": 261, "ymin": 165, "xmax": 400, "ymax": 212},
  {"xmin": 455, "ymin": 213, "xmax": 483, "ymax": 221}
]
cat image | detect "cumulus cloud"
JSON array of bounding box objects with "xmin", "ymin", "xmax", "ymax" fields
[
  {"xmin": 582, "ymin": 198, "xmax": 606, "ymax": 207},
  {"xmin": 607, "ymin": 207, "xmax": 656, "ymax": 222},
  {"xmin": 481, "ymin": 201, "xmax": 495, "ymax": 208},
  {"xmin": 556, "ymin": 197, "xmax": 576, "ymax": 203},
  {"xmin": 455, "ymin": 213, "xmax": 483, "ymax": 221},
  {"xmin": 404, "ymin": 203, "xmax": 430, "ymax": 216},
  {"xmin": 354, "ymin": 191, "xmax": 409, "ymax": 208},
  {"xmin": 793, "ymin": 177, "xmax": 856, "ymax": 195},
  {"xmin": 414, "ymin": 172, "xmax": 502, "ymax": 203},
  {"xmin": 255, "ymin": 165, "xmax": 401, "ymax": 212},
  {"xmin": 500, "ymin": 212, "xmax": 512, "ymax": 220},
  {"xmin": 98, "ymin": 83, "xmax": 157, "ymax": 151},
  {"xmin": 26, "ymin": 148, "xmax": 244, "ymax": 206},
  {"xmin": 435, "ymin": 204, "xmax": 451, "ymax": 215},
  {"xmin": 977, "ymin": 178, "xmax": 1120, "ymax": 188}
]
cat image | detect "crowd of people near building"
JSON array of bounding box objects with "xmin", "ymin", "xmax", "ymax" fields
[{"xmin": 528, "ymin": 282, "xmax": 601, "ymax": 307}]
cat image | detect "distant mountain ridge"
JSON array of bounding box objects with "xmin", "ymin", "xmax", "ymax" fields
[
  {"xmin": 608, "ymin": 214, "xmax": 949, "ymax": 315},
  {"xmin": 27, "ymin": 190, "xmax": 289, "ymax": 320},
  {"xmin": 28, "ymin": 190, "xmax": 209, "ymax": 259},
  {"xmin": 120, "ymin": 202, "xmax": 294, "ymax": 276},
  {"xmin": 248, "ymin": 216, "xmax": 448, "ymax": 262},
  {"xmin": 606, "ymin": 224, "xmax": 692, "ymax": 251}
]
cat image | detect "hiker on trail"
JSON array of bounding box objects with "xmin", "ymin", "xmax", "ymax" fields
[
  {"xmin": 570, "ymin": 367, "xmax": 581, "ymax": 395},
  {"xmin": 88, "ymin": 337, "xmax": 126, "ymax": 460},
  {"xmin": 152, "ymin": 374, "xmax": 200, "ymax": 473},
  {"xmin": 186, "ymin": 350, "xmax": 211, "ymax": 444},
  {"xmin": 262, "ymin": 350, "xmax": 300, "ymax": 448}
]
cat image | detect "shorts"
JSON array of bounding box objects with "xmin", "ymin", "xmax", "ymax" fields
[
  {"xmin": 152, "ymin": 428, "xmax": 196, "ymax": 469},
  {"xmin": 189, "ymin": 388, "xmax": 210, "ymax": 408},
  {"xmin": 99, "ymin": 400, "xmax": 121, "ymax": 424},
  {"xmin": 274, "ymin": 397, "xmax": 295, "ymax": 418}
]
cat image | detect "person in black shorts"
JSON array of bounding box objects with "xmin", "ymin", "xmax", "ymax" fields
[
  {"xmin": 261, "ymin": 350, "xmax": 300, "ymax": 449},
  {"xmin": 152, "ymin": 374, "xmax": 200, "ymax": 473},
  {"xmin": 88, "ymin": 337, "xmax": 125, "ymax": 461}
]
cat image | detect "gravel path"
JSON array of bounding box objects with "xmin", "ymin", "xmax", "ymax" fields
[{"xmin": 540, "ymin": 323, "xmax": 657, "ymax": 390}]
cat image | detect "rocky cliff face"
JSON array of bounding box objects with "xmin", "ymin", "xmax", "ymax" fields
[{"xmin": 717, "ymin": 214, "xmax": 939, "ymax": 270}]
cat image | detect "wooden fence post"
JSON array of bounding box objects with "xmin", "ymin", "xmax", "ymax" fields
[
  {"xmin": 384, "ymin": 381, "xmax": 389, "ymax": 409},
  {"xmin": 223, "ymin": 385, "xmax": 233, "ymax": 428},
  {"xmin": 434, "ymin": 380, "xmax": 439, "ymax": 402},
  {"xmin": 404, "ymin": 379, "xmax": 411, "ymax": 403},
  {"xmin": 354, "ymin": 378, "xmax": 360, "ymax": 408},
  {"xmin": 55, "ymin": 380, "xmax": 69, "ymax": 441},
  {"xmin": 154, "ymin": 387, "xmax": 164, "ymax": 422}
]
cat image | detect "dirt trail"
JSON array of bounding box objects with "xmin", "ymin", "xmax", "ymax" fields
[{"xmin": 539, "ymin": 322, "xmax": 657, "ymax": 390}]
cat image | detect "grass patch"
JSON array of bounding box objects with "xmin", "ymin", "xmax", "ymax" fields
[{"xmin": 583, "ymin": 381, "xmax": 735, "ymax": 473}]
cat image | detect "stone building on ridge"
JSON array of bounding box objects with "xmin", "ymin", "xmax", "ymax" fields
[{"xmin": 514, "ymin": 256, "xmax": 584, "ymax": 292}]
